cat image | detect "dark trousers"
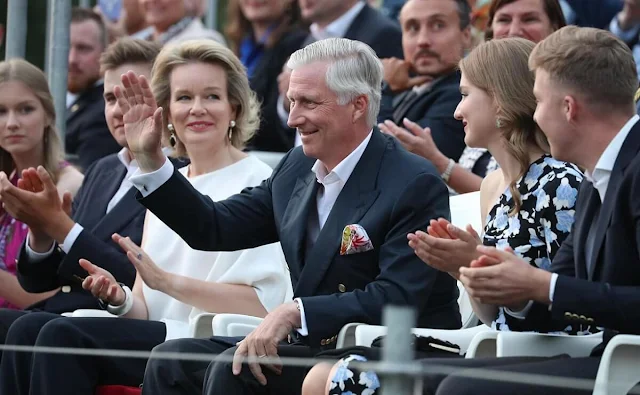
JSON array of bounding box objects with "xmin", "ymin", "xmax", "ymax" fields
[
  {"xmin": 0, "ymin": 312, "xmax": 166, "ymax": 395},
  {"xmin": 143, "ymin": 336, "xmax": 319, "ymax": 395}
]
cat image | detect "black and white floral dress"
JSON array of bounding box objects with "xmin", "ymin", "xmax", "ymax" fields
[{"xmin": 327, "ymin": 155, "xmax": 584, "ymax": 395}]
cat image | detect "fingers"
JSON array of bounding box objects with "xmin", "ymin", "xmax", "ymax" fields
[
  {"xmin": 123, "ymin": 71, "xmax": 138, "ymax": 105},
  {"xmin": 115, "ymin": 235, "xmax": 141, "ymax": 255},
  {"xmin": 247, "ymin": 343, "xmax": 267, "ymax": 386},
  {"xmin": 36, "ymin": 166, "xmax": 57, "ymax": 196},
  {"xmin": 402, "ymin": 118, "xmax": 429, "ymax": 137},
  {"xmin": 153, "ymin": 107, "xmax": 164, "ymax": 137},
  {"xmin": 447, "ymin": 224, "xmax": 476, "ymax": 245},
  {"xmin": 25, "ymin": 168, "xmax": 44, "ymax": 192},
  {"xmin": 232, "ymin": 341, "xmax": 246, "ymax": 375},
  {"xmin": 79, "ymin": 259, "xmax": 100, "ymax": 275},
  {"xmin": 476, "ymin": 245, "xmax": 516, "ymax": 260},
  {"xmin": 62, "ymin": 192, "xmax": 73, "ymax": 216},
  {"xmin": 465, "ymin": 224, "xmax": 481, "ymax": 242},
  {"xmin": 139, "ymin": 74, "xmax": 158, "ymax": 108},
  {"xmin": 114, "ymin": 85, "xmax": 131, "ymax": 115},
  {"xmin": 427, "ymin": 219, "xmax": 452, "ymax": 239},
  {"xmin": 379, "ymin": 120, "xmax": 417, "ymax": 147},
  {"xmin": 263, "ymin": 342, "xmax": 282, "ymax": 376}
]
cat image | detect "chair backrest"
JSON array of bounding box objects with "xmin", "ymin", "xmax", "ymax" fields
[{"xmin": 449, "ymin": 192, "xmax": 482, "ymax": 328}]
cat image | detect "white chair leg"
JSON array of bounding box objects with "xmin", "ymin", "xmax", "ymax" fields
[{"xmin": 466, "ymin": 330, "xmax": 498, "ymax": 358}]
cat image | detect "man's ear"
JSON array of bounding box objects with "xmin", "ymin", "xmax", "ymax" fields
[
  {"xmin": 564, "ymin": 95, "xmax": 578, "ymax": 123},
  {"xmin": 352, "ymin": 94, "xmax": 369, "ymax": 123}
]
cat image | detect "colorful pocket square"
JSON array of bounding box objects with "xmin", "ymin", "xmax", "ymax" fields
[{"xmin": 340, "ymin": 224, "xmax": 374, "ymax": 255}]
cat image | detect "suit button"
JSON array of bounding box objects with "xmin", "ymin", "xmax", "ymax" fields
[
  {"xmin": 320, "ymin": 339, "xmax": 326, "ymax": 346},
  {"xmin": 61, "ymin": 285, "xmax": 71, "ymax": 293},
  {"xmin": 564, "ymin": 312, "xmax": 572, "ymax": 319},
  {"xmin": 579, "ymin": 315, "xmax": 587, "ymax": 321},
  {"xmin": 338, "ymin": 284, "xmax": 346, "ymax": 293},
  {"xmin": 587, "ymin": 318, "xmax": 594, "ymax": 323}
]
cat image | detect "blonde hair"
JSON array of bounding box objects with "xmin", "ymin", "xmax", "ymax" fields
[
  {"xmin": 529, "ymin": 26, "xmax": 638, "ymax": 113},
  {"xmin": 459, "ymin": 37, "xmax": 549, "ymax": 214},
  {"xmin": 0, "ymin": 59, "xmax": 64, "ymax": 183},
  {"xmin": 151, "ymin": 40, "xmax": 260, "ymax": 157}
]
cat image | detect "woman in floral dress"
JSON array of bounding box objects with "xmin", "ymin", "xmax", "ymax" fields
[{"xmin": 302, "ymin": 37, "xmax": 584, "ymax": 395}]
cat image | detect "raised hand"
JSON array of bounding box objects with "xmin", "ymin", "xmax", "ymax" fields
[
  {"xmin": 79, "ymin": 259, "xmax": 125, "ymax": 306},
  {"xmin": 113, "ymin": 233, "xmax": 168, "ymax": 291},
  {"xmin": 381, "ymin": 57, "xmax": 432, "ymax": 92},
  {"xmin": 114, "ymin": 71, "xmax": 165, "ymax": 172},
  {"xmin": 379, "ymin": 119, "xmax": 450, "ymax": 170}
]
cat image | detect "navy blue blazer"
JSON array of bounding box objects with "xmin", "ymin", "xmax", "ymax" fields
[
  {"xmin": 379, "ymin": 71, "xmax": 467, "ymax": 162},
  {"xmin": 505, "ymin": 120, "xmax": 640, "ymax": 353},
  {"xmin": 66, "ymin": 84, "xmax": 121, "ymax": 172},
  {"xmin": 342, "ymin": 3, "xmax": 403, "ymax": 59},
  {"xmin": 16, "ymin": 154, "xmax": 146, "ymax": 314},
  {"xmin": 140, "ymin": 130, "xmax": 461, "ymax": 348}
]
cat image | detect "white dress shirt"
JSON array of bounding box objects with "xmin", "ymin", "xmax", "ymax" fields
[
  {"xmin": 506, "ymin": 114, "xmax": 640, "ymax": 319},
  {"xmin": 129, "ymin": 131, "xmax": 374, "ymax": 336},
  {"xmin": 26, "ymin": 148, "xmax": 139, "ymax": 259},
  {"xmin": 277, "ymin": 0, "xmax": 367, "ymax": 146}
]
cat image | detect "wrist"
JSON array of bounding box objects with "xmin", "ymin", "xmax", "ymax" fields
[
  {"xmin": 531, "ymin": 268, "xmax": 552, "ymax": 304},
  {"xmin": 432, "ymin": 153, "xmax": 452, "ymax": 174},
  {"xmin": 290, "ymin": 300, "xmax": 302, "ymax": 328},
  {"xmin": 28, "ymin": 230, "xmax": 55, "ymax": 253},
  {"xmin": 45, "ymin": 213, "xmax": 75, "ymax": 245},
  {"xmin": 136, "ymin": 150, "xmax": 165, "ymax": 173}
]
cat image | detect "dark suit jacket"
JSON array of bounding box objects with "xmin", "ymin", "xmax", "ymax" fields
[
  {"xmin": 246, "ymin": 29, "xmax": 308, "ymax": 153},
  {"xmin": 66, "ymin": 83, "xmax": 121, "ymax": 172},
  {"xmin": 140, "ymin": 130, "xmax": 461, "ymax": 348},
  {"xmin": 378, "ymin": 71, "xmax": 466, "ymax": 162},
  {"xmin": 16, "ymin": 154, "xmax": 146, "ymax": 314},
  {"xmin": 272, "ymin": 4, "xmax": 404, "ymax": 152},
  {"xmin": 565, "ymin": 0, "xmax": 622, "ymax": 30},
  {"xmin": 505, "ymin": 120, "xmax": 640, "ymax": 353}
]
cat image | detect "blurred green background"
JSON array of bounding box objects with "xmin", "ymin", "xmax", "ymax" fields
[{"xmin": 0, "ymin": 0, "xmax": 228, "ymax": 71}]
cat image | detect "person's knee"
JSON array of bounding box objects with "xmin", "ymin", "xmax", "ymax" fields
[
  {"xmin": 435, "ymin": 371, "xmax": 478, "ymax": 395},
  {"xmin": 35, "ymin": 317, "xmax": 79, "ymax": 346},
  {"xmin": 302, "ymin": 362, "xmax": 335, "ymax": 395},
  {"xmin": 146, "ymin": 339, "xmax": 190, "ymax": 374},
  {"xmin": 6, "ymin": 313, "xmax": 60, "ymax": 345}
]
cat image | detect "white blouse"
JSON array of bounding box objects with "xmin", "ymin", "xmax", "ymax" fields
[{"xmin": 141, "ymin": 156, "xmax": 292, "ymax": 340}]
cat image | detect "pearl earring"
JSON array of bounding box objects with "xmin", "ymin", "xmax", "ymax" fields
[{"xmin": 228, "ymin": 120, "xmax": 236, "ymax": 140}]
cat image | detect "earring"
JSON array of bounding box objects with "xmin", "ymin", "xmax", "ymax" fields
[
  {"xmin": 496, "ymin": 119, "xmax": 503, "ymax": 128},
  {"xmin": 168, "ymin": 124, "xmax": 177, "ymax": 147},
  {"xmin": 228, "ymin": 120, "xmax": 236, "ymax": 141}
]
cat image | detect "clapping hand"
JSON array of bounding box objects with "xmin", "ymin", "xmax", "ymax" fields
[
  {"xmin": 114, "ymin": 71, "xmax": 165, "ymax": 172},
  {"xmin": 113, "ymin": 233, "xmax": 168, "ymax": 291},
  {"xmin": 408, "ymin": 218, "xmax": 482, "ymax": 278}
]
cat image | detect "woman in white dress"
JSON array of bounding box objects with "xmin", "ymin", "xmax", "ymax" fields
[{"xmin": 2, "ymin": 40, "xmax": 292, "ymax": 394}]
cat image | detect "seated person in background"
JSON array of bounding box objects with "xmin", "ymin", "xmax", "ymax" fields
[
  {"xmin": 0, "ymin": 40, "xmax": 293, "ymax": 395},
  {"xmin": 225, "ymin": 0, "xmax": 308, "ymax": 152},
  {"xmin": 390, "ymin": 0, "xmax": 566, "ymax": 194},
  {"xmin": 0, "ymin": 38, "xmax": 162, "ymax": 351},
  {"xmin": 138, "ymin": 0, "xmax": 226, "ymax": 45},
  {"xmin": 302, "ymin": 36, "xmax": 584, "ymax": 395},
  {"xmin": 0, "ymin": 59, "xmax": 84, "ymax": 310},
  {"xmin": 66, "ymin": 8, "xmax": 122, "ymax": 171},
  {"xmin": 378, "ymin": 0, "xmax": 471, "ymax": 165}
]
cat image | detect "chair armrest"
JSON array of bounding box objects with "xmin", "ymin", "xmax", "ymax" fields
[
  {"xmin": 593, "ymin": 334, "xmax": 640, "ymax": 395},
  {"xmin": 65, "ymin": 309, "xmax": 117, "ymax": 318},
  {"xmin": 354, "ymin": 324, "xmax": 493, "ymax": 356},
  {"xmin": 188, "ymin": 313, "xmax": 217, "ymax": 338},
  {"xmin": 496, "ymin": 332, "xmax": 603, "ymax": 358},
  {"xmin": 211, "ymin": 314, "xmax": 264, "ymax": 337},
  {"xmin": 465, "ymin": 330, "xmax": 499, "ymax": 358},
  {"xmin": 336, "ymin": 323, "xmax": 366, "ymax": 348}
]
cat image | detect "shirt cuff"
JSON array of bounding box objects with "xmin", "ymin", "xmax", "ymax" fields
[
  {"xmin": 549, "ymin": 272, "xmax": 558, "ymax": 302},
  {"xmin": 61, "ymin": 223, "xmax": 84, "ymax": 254},
  {"xmin": 294, "ymin": 298, "xmax": 309, "ymax": 336},
  {"xmin": 276, "ymin": 94, "xmax": 290, "ymax": 128},
  {"xmin": 129, "ymin": 157, "xmax": 174, "ymax": 197},
  {"xmin": 504, "ymin": 300, "xmax": 534, "ymax": 319},
  {"xmin": 610, "ymin": 15, "xmax": 640, "ymax": 42},
  {"xmin": 24, "ymin": 233, "xmax": 56, "ymax": 262}
]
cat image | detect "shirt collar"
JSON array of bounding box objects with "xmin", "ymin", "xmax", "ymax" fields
[
  {"xmin": 309, "ymin": 1, "xmax": 365, "ymax": 41},
  {"xmin": 116, "ymin": 148, "xmax": 139, "ymax": 172},
  {"xmin": 585, "ymin": 114, "xmax": 639, "ymax": 183},
  {"xmin": 312, "ymin": 130, "xmax": 373, "ymax": 185}
]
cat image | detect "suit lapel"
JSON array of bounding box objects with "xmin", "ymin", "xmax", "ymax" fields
[
  {"xmin": 294, "ymin": 131, "xmax": 386, "ymax": 297},
  {"xmin": 91, "ymin": 187, "xmax": 143, "ymax": 241},
  {"xmin": 574, "ymin": 185, "xmax": 599, "ymax": 279},
  {"xmin": 588, "ymin": 121, "xmax": 640, "ymax": 279},
  {"xmin": 280, "ymin": 171, "xmax": 319, "ymax": 280}
]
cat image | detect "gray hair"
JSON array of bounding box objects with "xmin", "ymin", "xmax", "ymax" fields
[{"xmin": 287, "ymin": 38, "xmax": 383, "ymax": 127}]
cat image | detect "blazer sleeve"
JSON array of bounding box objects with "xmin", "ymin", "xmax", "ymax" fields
[
  {"xmin": 300, "ymin": 171, "xmax": 451, "ymax": 344},
  {"xmin": 138, "ymin": 151, "xmax": 293, "ymax": 252},
  {"xmin": 414, "ymin": 89, "xmax": 466, "ymax": 162}
]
